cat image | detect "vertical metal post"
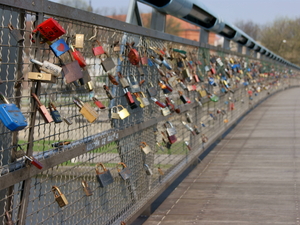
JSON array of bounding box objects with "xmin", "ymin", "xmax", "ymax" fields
[
  {"xmin": 125, "ymin": 0, "xmax": 143, "ymax": 26},
  {"xmin": 200, "ymin": 28, "xmax": 209, "ymax": 44},
  {"xmin": 150, "ymin": 9, "xmax": 166, "ymax": 32},
  {"xmin": 237, "ymin": 44, "xmax": 243, "ymax": 54},
  {"xmin": 223, "ymin": 39, "xmax": 230, "ymax": 50}
]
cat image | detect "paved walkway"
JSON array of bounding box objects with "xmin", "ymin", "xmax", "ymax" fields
[{"xmin": 144, "ymin": 87, "xmax": 300, "ymax": 225}]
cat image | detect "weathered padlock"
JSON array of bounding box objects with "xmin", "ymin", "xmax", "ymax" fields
[
  {"xmin": 124, "ymin": 88, "xmax": 138, "ymax": 109},
  {"xmin": 30, "ymin": 58, "xmax": 62, "ymax": 77},
  {"xmin": 165, "ymin": 121, "xmax": 177, "ymax": 144},
  {"xmin": 144, "ymin": 164, "xmax": 153, "ymax": 175},
  {"xmin": 0, "ymin": 93, "xmax": 27, "ymax": 131},
  {"xmin": 81, "ymin": 180, "xmax": 93, "ymax": 196},
  {"xmin": 186, "ymin": 112, "xmax": 193, "ymax": 123},
  {"xmin": 93, "ymin": 97, "xmax": 105, "ymax": 109},
  {"xmin": 28, "ymin": 72, "xmax": 57, "ymax": 83},
  {"xmin": 140, "ymin": 92, "xmax": 150, "ymax": 106},
  {"xmin": 127, "ymin": 42, "xmax": 140, "ymax": 65},
  {"xmin": 178, "ymin": 91, "xmax": 191, "ymax": 104},
  {"xmin": 117, "ymin": 72, "xmax": 129, "ymax": 88},
  {"xmin": 117, "ymin": 162, "xmax": 132, "ymax": 180},
  {"xmin": 185, "ymin": 141, "xmax": 192, "ymax": 151},
  {"xmin": 52, "ymin": 186, "xmax": 68, "ymax": 207},
  {"xmin": 8, "ymin": 24, "xmax": 24, "ymax": 43},
  {"xmin": 34, "ymin": 18, "xmax": 65, "ymax": 41},
  {"xmin": 141, "ymin": 142, "xmax": 152, "ymax": 154},
  {"xmin": 127, "ymin": 75, "xmax": 141, "ymax": 93},
  {"xmin": 103, "ymin": 85, "xmax": 115, "ymax": 100},
  {"xmin": 161, "ymin": 107, "xmax": 171, "ymax": 116},
  {"xmin": 31, "ymin": 93, "xmax": 53, "ymax": 123},
  {"xmin": 73, "ymin": 97, "xmax": 98, "ymax": 123},
  {"xmin": 69, "ymin": 45, "xmax": 87, "ymax": 68},
  {"xmin": 50, "ymin": 39, "xmax": 70, "ymax": 57},
  {"xmin": 14, "ymin": 144, "xmax": 26, "ymax": 158},
  {"xmin": 101, "ymin": 53, "xmax": 115, "ymax": 72},
  {"xmin": 117, "ymin": 105, "xmax": 130, "ymax": 119},
  {"xmin": 62, "ymin": 60, "xmax": 84, "ymax": 84},
  {"xmin": 49, "ymin": 102, "xmax": 62, "ymax": 123},
  {"xmin": 92, "ymin": 40, "xmax": 105, "ymax": 56},
  {"xmin": 25, "ymin": 155, "xmax": 43, "ymax": 169},
  {"xmin": 146, "ymin": 82, "xmax": 157, "ymax": 97},
  {"xmin": 74, "ymin": 34, "xmax": 84, "ymax": 48},
  {"xmin": 194, "ymin": 125, "xmax": 201, "ymax": 135},
  {"xmin": 95, "ymin": 163, "xmax": 114, "ymax": 187}
]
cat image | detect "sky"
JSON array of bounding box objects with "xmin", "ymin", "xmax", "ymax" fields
[{"xmin": 51, "ymin": 0, "xmax": 300, "ymax": 26}]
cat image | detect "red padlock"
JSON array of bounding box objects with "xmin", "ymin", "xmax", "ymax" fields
[
  {"xmin": 25, "ymin": 155, "xmax": 43, "ymax": 169},
  {"xmin": 92, "ymin": 97, "xmax": 105, "ymax": 109},
  {"xmin": 33, "ymin": 18, "xmax": 66, "ymax": 41},
  {"xmin": 70, "ymin": 45, "xmax": 87, "ymax": 67},
  {"xmin": 92, "ymin": 40, "xmax": 105, "ymax": 56},
  {"xmin": 127, "ymin": 42, "xmax": 140, "ymax": 65}
]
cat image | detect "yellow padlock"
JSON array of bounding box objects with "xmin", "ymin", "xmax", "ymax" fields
[{"xmin": 117, "ymin": 105, "xmax": 130, "ymax": 119}]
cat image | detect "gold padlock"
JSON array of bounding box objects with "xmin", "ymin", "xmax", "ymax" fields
[
  {"xmin": 74, "ymin": 34, "xmax": 84, "ymax": 48},
  {"xmin": 81, "ymin": 181, "xmax": 93, "ymax": 196},
  {"xmin": 80, "ymin": 103, "xmax": 98, "ymax": 123},
  {"xmin": 198, "ymin": 89, "xmax": 207, "ymax": 98},
  {"xmin": 52, "ymin": 186, "xmax": 68, "ymax": 208},
  {"xmin": 140, "ymin": 141, "xmax": 151, "ymax": 154},
  {"xmin": 28, "ymin": 72, "xmax": 56, "ymax": 83},
  {"xmin": 111, "ymin": 106, "xmax": 120, "ymax": 119},
  {"xmin": 117, "ymin": 105, "xmax": 130, "ymax": 119}
]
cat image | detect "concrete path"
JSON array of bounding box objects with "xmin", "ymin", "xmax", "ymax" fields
[{"xmin": 143, "ymin": 87, "xmax": 300, "ymax": 225}]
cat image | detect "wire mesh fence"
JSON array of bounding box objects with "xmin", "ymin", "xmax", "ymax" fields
[{"xmin": 0, "ymin": 1, "xmax": 299, "ymax": 225}]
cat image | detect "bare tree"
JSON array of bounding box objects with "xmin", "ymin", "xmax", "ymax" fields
[{"xmin": 234, "ymin": 20, "xmax": 261, "ymax": 40}]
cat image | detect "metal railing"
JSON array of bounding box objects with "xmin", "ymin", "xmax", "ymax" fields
[{"xmin": 0, "ymin": 1, "xmax": 299, "ymax": 224}]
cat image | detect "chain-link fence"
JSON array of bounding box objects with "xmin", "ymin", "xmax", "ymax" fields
[{"xmin": 0, "ymin": 1, "xmax": 299, "ymax": 225}]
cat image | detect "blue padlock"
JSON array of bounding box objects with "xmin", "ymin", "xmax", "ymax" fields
[
  {"xmin": 162, "ymin": 59, "xmax": 172, "ymax": 70},
  {"xmin": 0, "ymin": 93, "xmax": 27, "ymax": 131},
  {"xmin": 50, "ymin": 39, "xmax": 70, "ymax": 57}
]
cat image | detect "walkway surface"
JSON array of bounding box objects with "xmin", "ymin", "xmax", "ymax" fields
[{"xmin": 144, "ymin": 87, "xmax": 300, "ymax": 225}]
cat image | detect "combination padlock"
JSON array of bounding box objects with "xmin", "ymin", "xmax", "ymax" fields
[
  {"xmin": 103, "ymin": 85, "xmax": 115, "ymax": 100},
  {"xmin": 30, "ymin": 58, "xmax": 62, "ymax": 77},
  {"xmin": 73, "ymin": 97, "xmax": 98, "ymax": 123},
  {"xmin": 8, "ymin": 24, "xmax": 24, "ymax": 43},
  {"xmin": 100, "ymin": 53, "xmax": 115, "ymax": 72},
  {"xmin": 93, "ymin": 97, "xmax": 105, "ymax": 109},
  {"xmin": 0, "ymin": 93, "xmax": 27, "ymax": 131},
  {"xmin": 25, "ymin": 155, "xmax": 43, "ymax": 169},
  {"xmin": 81, "ymin": 180, "xmax": 93, "ymax": 196},
  {"xmin": 140, "ymin": 142, "xmax": 152, "ymax": 154},
  {"xmin": 50, "ymin": 39, "xmax": 70, "ymax": 57},
  {"xmin": 31, "ymin": 93, "xmax": 53, "ymax": 123},
  {"xmin": 95, "ymin": 163, "xmax": 114, "ymax": 187},
  {"xmin": 52, "ymin": 186, "xmax": 68, "ymax": 207},
  {"xmin": 117, "ymin": 72, "xmax": 129, "ymax": 88},
  {"xmin": 33, "ymin": 18, "xmax": 65, "ymax": 41},
  {"xmin": 127, "ymin": 75, "xmax": 141, "ymax": 93},
  {"xmin": 92, "ymin": 40, "xmax": 105, "ymax": 56},
  {"xmin": 49, "ymin": 102, "xmax": 62, "ymax": 123},
  {"xmin": 117, "ymin": 162, "xmax": 132, "ymax": 180},
  {"xmin": 144, "ymin": 164, "xmax": 153, "ymax": 175}
]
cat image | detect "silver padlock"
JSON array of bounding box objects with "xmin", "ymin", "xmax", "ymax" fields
[{"xmin": 144, "ymin": 164, "xmax": 153, "ymax": 175}]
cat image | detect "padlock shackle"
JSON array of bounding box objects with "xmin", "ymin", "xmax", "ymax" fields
[
  {"xmin": 116, "ymin": 162, "xmax": 127, "ymax": 172},
  {"xmin": 7, "ymin": 24, "xmax": 14, "ymax": 31},
  {"xmin": 140, "ymin": 141, "xmax": 147, "ymax": 148},
  {"xmin": 30, "ymin": 58, "xmax": 43, "ymax": 66},
  {"xmin": 103, "ymin": 85, "xmax": 110, "ymax": 91},
  {"xmin": 0, "ymin": 92, "xmax": 10, "ymax": 104},
  {"xmin": 165, "ymin": 121, "xmax": 174, "ymax": 128},
  {"xmin": 81, "ymin": 180, "xmax": 88, "ymax": 188},
  {"xmin": 49, "ymin": 102, "xmax": 57, "ymax": 111},
  {"xmin": 31, "ymin": 93, "xmax": 43, "ymax": 107},
  {"xmin": 52, "ymin": 185, "xmax": 62, "ymax": 197},
  {"xmin": 95, "ymin": 162, "xmax": 107, "ymax": 174},
  {"xmin": 92, "ymin": 39, "xmax": 101, "ymax": 47}
]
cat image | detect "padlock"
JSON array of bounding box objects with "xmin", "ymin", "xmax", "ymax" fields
[
  {"xmin": 28, "ymin": 72, "xmax": 57, "ymax": 83},
  {"xmin": 14, "ymin": 144, "xmax": 26, "ymax": 159},
  {"xmin": 117, "ymin": 162, "xmax": 132, "ymax": 180},
  {"xmin": 80, "ymin": 68, "xmax": 93, "ymax": 91},
  {"xmin": 209, "ymin": 94, "xmax": 219, "ymax": 102},
  {"xmin": 141, "ymin": 51, "xmax": 148, "ymax": 65},
  {"xmin": 30, "ymin": 58, "xmax": 62, "ymax": 77},
  {"xmin": 63, "ymin": 117, "xmax": 73, "ymax": 125},
  {"xmin": 95, "ymin": 163, "xmax": 114, "ymax": 187},
  {"xmin": 158, "ymin": 80, "xmax": 173, "ymax": 93},
  {"xmin": 165, "ymin": 121, "xmax": 177, "ymax": 144},
  {"xmin": 5, "ymin": 211, "xmax": 14, "ymax": 225},
  {"xmin": 186, "ymin": 112, "xmax": 193, "ymax": 123},
  {"xmin": 171, "ymin": 99, "xmax": 180, "ymax": 113},
  {"xmin": 195, "ymin": 97, "xmax": 203, "ymax": 107},
  {"xmin": 117, "ymin": 72, "xmax": 129, "ymax": 88},
  {"xmin": 193, "ymin": 72, "xmax": 200, "ymax": 83},
  {"xmin": 0, "ymin": 93, "xmax": 27, "ymax": 131},
  {"xmin": 50, "ymin": 39, "xmax": 70, "ymax": 57},
  {"xmin": 178, "ymin": 91, "xmax": 191, "ymax": 104},
  {"xmin": 198, "ymin": 89, "xmax": 207, "ymax": 98},
  {"xmin": 178, "ymin": 80, "xmax": 188, "ymax": 90},
  {"xmin": 25, "ymin": 155, "xmax": 43, "ymax": 169},
  {"xmin": 150, "ymin": 55, "xmax": 162, "ymax": 66},
  {"xmin": 103, "ymin": 85, "xmax": 115, "ymax": 100},
  {"xmin": 165, "ymin": 96, "xmax": 174, "ymax": 112},
  {"xmin": 52, "ymin": 186, "xmax": 68, "ymax": 207},
  {"xmin": 144, "ymin": 164, "xmax": 153, "ymax": 175},
  {"xmin": 202, "ymin": 134, "xmax": 208, "ymax": 143},
  {"xmin": 185, "ymin": 141, "xmax": 192, "ymax": 151},
  {"xmin": 151, "ymin": 97, "xmax": 166, "ymax": 108},
  {"xmin": 100, "ymin": 53, "xmax": 116, "ymax": 72},
  {"xmin": 69, "ymin": 45, "xmax": 87, "ymax": 67},
  {"xmin": 62, "ymin": 60, "xmax": 84, "ymax": 84},
  {"xmin": 134, "ymin": 93, "xmax": 145, "ymax": 108},
  {"xmin": 51, "ymin": 141, "xmax": 71, "ymax": 148},
  {"xmin": 127, "ymin": 75, "xmax": 141, "ymax": 93},
  {"xmin": 112, "ymin": 41, "xmax": 120, "ymax": 52},
  {"xmin": 140, "ymin": 92, "xmax": 150, "ymax": 106},
  {"xmin": 73, "ymin": 97, "xmax": 98, "ymax": 123},
  {"xmin": 181, "ymin": 59, "xmax": 191, "ymax": 80},
  {"xmin": 146, "ymin": 82, "xmax": 157, "ymax": 97},
  {"xmin": 161, "ymin": 58, "xmax": 172, "ymax": 70},
  {"xmin": 34, "ymin": 18, "xmax": 65, "ymax": 41},
  {"xmin": 161, "ymin": 133, "xmax": 172, "ymax": 149},
  {"xmin": 167, "ymin": 72, "xmax": 178, "ymax": 87},
  {"xmin": 111, "ymin": 106, "xmax": 120, "ymax": 119},
  {"xmin": 201, "ymin": 121, "xmax": 205, "ymax": 127},
  {"xmin": 108, "ymin": 73, "xmax": 119, "ymax": 86},
  {"xmin": 31, "ymin": 93, "xmax": 53, "ymax": 123},
  {"xmin": 117, "ymin": 105, "xmax": 130, "ymax": 119},
  {"xmin": 92, "ymin": 40, "xmax": 105, "ymax": 56},
  {"xmin": 156, "ymin": 142, "xmax": 165, "ymax": 151},
  {"xmin": 127, "ymin": 42, "xmax": 140, "ymax": 65},
  {"xmin": 158, "ymin": 167, "xmax": 164, "ymax": 175},
  {"xmin": 124, "ymin": 88, "xmax": 138, "ymax": 109},
  {"xmin": 49, "ymin": 102, "xmax": 62, "ymax": 123},
  {"xmin": 140, "ymin": 142, "xmax": 152, "ymax": 154},
  {"xmin": 194, "ymin": 125, "xmax": 201, "ymax": 135},
  {"xmin": 182, "ymin": 121, "xmax": 196, "ymax": 135},
  {"xmin": 74, "ymin": 34, "xmax": 84, "ymax": 48},
  {"xmin": 81, "ymin": 180, "xmax": 93, "ymax": 196},
  {"xmin": 8, "ymin": 24, "xmax": 24, "ymax": 43},
  {"xmin": 161, "ymin": 107, "xmax": 171, "ymax": 116},
  {"xmin": 93, "ymin": 97, "xmax": 105, "ymax": 109},
  {"xmin": 216, "ymin": 58, "xmax": 223, "ymax": 67}
]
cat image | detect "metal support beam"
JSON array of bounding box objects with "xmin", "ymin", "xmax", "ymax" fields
[
  {"xmin": 150, "ymin": 9, "xmax": 166, "ymax": 32},
  {"xmin": 126, "ymin": 0, "xmax": 143, "ymax": 26},
  {"xmin": 200, "ymin": 28, "xmax": 209, "ymax": 44},
  {"xmin": 223, "ymin": 39, "xmax": 230, "ymax": 50},
  {"xmin": 237, "ymin": 44, "xmax": 243, "ymax": 54}
]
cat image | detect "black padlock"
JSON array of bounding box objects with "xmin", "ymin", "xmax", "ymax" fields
[
  {"xmin": 95, "ymin": 163, "xmax": 114, "ymax": 187},
  {"xmin": 117, "ymin": 162, "xmax": 132, "ymax": 180},
  {"xmin": 146, "ymin": 82, "xmax": 157, "ymax": 97},
  {"xmin": 194, "ymin": 125, "xmax": 201, "ymax": 135},
  {"xmin": 49, "ymin": 102, "xmax": 63, "ymax": 123}
]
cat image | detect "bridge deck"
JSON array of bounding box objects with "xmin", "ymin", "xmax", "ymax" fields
[{"xmin": 144, "ymin": 88, "xmax": 300, "ymax": 225}]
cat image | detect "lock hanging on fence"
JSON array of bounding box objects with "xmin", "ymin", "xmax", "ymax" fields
[
  {"xmin": 165, "ymin": 121, "xmax": 177, "ymax": 144},
  {"xmin": 52, "ymin": 186, "xmax": 68, "ymax": 208},
  {"xmin": 95, "ymin": 163, "xmax": 114, "ymax": 187},
  {"xmin": 49, "ymin": 102, "xmax": 62, "ymax": 123},
  {"xmin": 31, "ymin": 93, "xmax": 53, "ymax": 123},
  {"xmin": 81, "ymin": 180, "xmax": 93, "ymax": 196},
  {"xmin": 144, "ymin": 164, "xmax": 153, "ymax": 175},
  {"xmin": 0, "ymin": 92, "xmax": 27, "ymax": 131},
  {"xmin": 117, "ymin": 162, "xmax": 132, "ymax": 180},
  {"xmin": 33, "ymin": 17, "xmax": 66, "ymax": 41},
  {"xmin": 100, "ymin": 53, "xmax": 115, "ymax": 72},
  {"xmin": 73, "ymin": 97, "xmax": 98, "ymax": 123},
  {"xmin": 140, "ymin": 142, "xmax": 152, "ymax": 154}
]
